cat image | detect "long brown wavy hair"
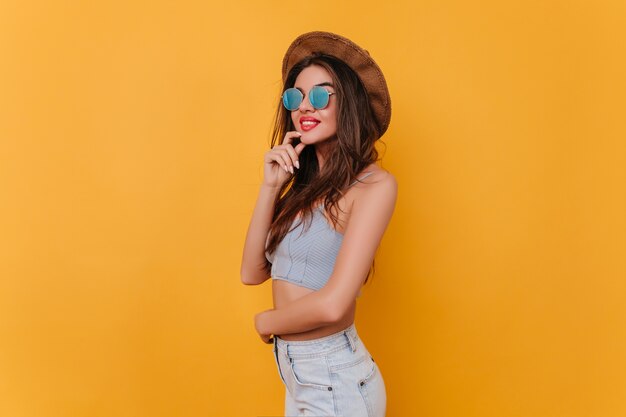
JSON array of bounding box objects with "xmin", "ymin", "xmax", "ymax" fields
[{"xmin": 265, "ymin": 53, "xmax": 384, "ymax": 285}]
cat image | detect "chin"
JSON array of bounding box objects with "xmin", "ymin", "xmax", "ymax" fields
[{"xmin": 301, "ymin": 132, "xmax": 334, "ymax": 144}]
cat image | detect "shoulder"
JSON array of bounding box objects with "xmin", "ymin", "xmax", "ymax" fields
[
  {"xmin": 356, "ymin": 164, "xmax": 397, "ymax": 192},
  {"xmin": 339, "ymin": 165, "xmax": 397, "ymax": 244},
  {"xmin": 350, "ymin": 165, "xmax": 398, "ymax": 208}
]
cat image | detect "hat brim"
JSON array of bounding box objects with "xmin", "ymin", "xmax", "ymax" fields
[{"xmin": 281, "ymin": 31, "xmax": 391, "ymax": 138}]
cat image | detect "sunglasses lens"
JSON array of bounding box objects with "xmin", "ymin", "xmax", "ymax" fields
[
  {"xmin": 309, "ymin": 86, "xmax": 330, "ymax": 109},
  {"xmin": 282, "ymin": 88, "xmax": 302, "ymax": 111}
]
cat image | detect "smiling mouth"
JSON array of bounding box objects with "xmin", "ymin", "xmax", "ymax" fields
[{"xmin": 300, "ymin": 120, "xmax": 320, "ymax": 131}]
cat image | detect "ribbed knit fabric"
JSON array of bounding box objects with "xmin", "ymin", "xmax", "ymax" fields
[{"xmin": 265, "ymin": 171, "xmax": 374, "ymax": 291}]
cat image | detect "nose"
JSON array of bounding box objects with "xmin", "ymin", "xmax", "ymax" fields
[{"xmin": 297, "ymin": 94, "xmax": 314, "ymax": 113}]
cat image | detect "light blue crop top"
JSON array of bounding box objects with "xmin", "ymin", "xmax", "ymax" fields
[{"xmin": 265, "ymin": 171, "xmax": 374, "ymax": 292}]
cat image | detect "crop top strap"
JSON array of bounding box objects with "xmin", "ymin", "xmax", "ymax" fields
[
  {"xmin": 317, "ymin": 171, "xmax": 376, "ymax": 209},
  {"xmin": 348, "ymin": 171, "xmax": 374, "ymax": 188}
]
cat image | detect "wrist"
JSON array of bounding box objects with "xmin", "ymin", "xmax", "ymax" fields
[{"xmin": 260, "ymin": 183, "xmax": 282, "ymax": 192}]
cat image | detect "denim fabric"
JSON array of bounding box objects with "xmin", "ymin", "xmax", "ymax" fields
[{"xmin": 272, "ymin": 324, "xmax": 386, "ymax": 417}]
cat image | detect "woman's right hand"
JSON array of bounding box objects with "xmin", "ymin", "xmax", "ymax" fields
[{"xmin": 263, "ymin": 131, "xmax": 307, "ymax": 188}]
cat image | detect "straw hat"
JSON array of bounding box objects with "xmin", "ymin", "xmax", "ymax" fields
[{"xmin": 281, "ymin": 31, "xmax": 392, "ymax": 138}]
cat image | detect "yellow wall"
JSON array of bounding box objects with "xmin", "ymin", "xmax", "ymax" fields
[{"xmin": 0, "ymin": 1, "xmax": 624, "ymax": 416}]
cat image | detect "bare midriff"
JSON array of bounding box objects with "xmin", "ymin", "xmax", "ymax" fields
[{"xmin": 272, "ymin": 279, "xmax": 356, "ymax": 341}]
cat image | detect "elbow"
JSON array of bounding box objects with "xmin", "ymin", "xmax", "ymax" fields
[
  {"xmin": 320, "ymin": 294, "xmax": 345, "ymax": 324},
  {"xmin": 320, "ymin": 285, "xmax": 356, "ymax": 324},
  {"xmin": 240, "ymin": 265, "xmax": 270, "ymax": 286},
  {"xmin": 324, "ymin": 307, "xmax": 341, "ymax": 325},
  {"xmin": 240, "ymin": 275, "xmax": 256, "ymax": 286},
  {"xmin": 240, "ymin": 270, "xmax": 258, "ymax": 286}
]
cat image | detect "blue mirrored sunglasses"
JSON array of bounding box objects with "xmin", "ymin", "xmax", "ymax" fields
[{"xmin": 282, "ymin": 85, "xmax": 335, "ymax": 111}]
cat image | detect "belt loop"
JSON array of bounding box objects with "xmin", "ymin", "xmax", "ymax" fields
[
  {"xmin": 286, "ymin": 343, "xmax": 292, "ymax": 362},
  {"xmin": 344, "ymin": 331, "xmax": 356, "ymax": 352}
]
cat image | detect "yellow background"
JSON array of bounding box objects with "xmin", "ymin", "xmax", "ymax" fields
[{"xmin": 1, "ymin": 1, "xmax": 624, "ymax": 416}]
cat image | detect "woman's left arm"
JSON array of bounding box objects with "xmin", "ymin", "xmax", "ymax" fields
[{"xmin": 255, "ymin": 172, "xmax": 398, "ymax": 337}]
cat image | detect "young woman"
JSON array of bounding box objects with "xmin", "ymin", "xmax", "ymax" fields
[{"xmin": 240, "ymin": 31, "xmax": 397, "ymax": 417}]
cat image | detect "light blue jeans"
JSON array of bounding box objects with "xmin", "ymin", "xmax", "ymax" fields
[{"xmin": 273, "ymin": 323, "xmax": 386, "ymax": 417}]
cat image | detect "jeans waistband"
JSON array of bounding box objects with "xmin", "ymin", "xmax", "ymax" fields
[{"xmin": 274, "ymin": 323, "xmax": 359, "ymax": 359}]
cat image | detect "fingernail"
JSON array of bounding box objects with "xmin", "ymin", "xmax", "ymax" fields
[
  {"xmin": 290, "ymin": 166, "xmax": 294, "ymax": 174},
  {"xmin": 295, "ymin": 161, "xmax": 300, "ymax": 169}
]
